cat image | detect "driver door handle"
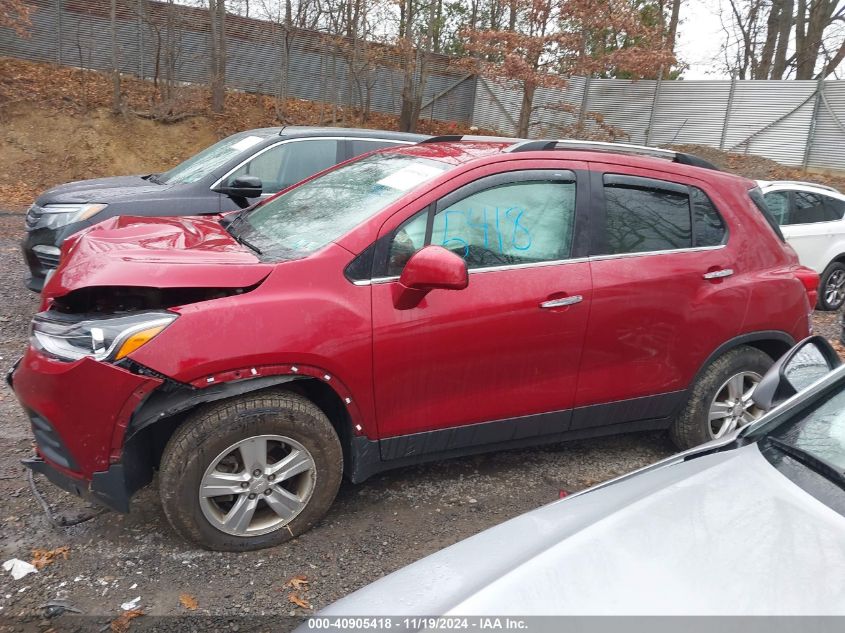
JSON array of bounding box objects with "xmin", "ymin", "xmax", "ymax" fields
[
  {"xmin": 703, "ymin": 269, "xmax": 734, "ymax": 280},
  {"xmin": 540, "ymin": 295, "xmax": 583, "ymax": 309}
]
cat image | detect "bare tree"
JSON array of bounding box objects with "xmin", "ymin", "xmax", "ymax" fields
[
  {"xmin": 208, "ymin": 0, "xmax": 227, "ymax": 113},
  {"xmin": 720, "ymin": 0, "xmax": 845, "ymax": 80},
  {"xmin": 110, "ymin": 0, "xmax": 122, "ymax": 114}
]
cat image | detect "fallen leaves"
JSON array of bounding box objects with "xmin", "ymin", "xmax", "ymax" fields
[
  {"xmin": 31, "ymin": 546, "xmax": 69, "ymax": 569},
  {"xmin": 110, "ymin": 609, "xmax": 143, "ymax": 633},
  {"xmin": 285, "ymin": 574, "xmax": 309, "ymax": 591},
  {"xmin": 283, "ymin": 574, "xmax": 312, "ymax": 609},
  {"xmin": 288, "ymin": 593, "xmax": 312, "ymax": 610},
  {"xmin": 179, "ymin": 593, "xmax": 198, "ymax": 611}
]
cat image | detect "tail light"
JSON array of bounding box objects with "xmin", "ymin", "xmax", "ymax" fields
[{"xmin": 793, "ymin": 266, "xmax": 820, "ymax": 309}]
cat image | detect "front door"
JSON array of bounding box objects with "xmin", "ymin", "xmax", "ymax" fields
[{"xmin": 371, "ymin": 167, "xmax": 592, "ymax": 445}]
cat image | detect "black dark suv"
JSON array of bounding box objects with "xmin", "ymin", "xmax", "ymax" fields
[{"xmin": 23, "ymin": 126, "xmax": 427, "ymax": 290}]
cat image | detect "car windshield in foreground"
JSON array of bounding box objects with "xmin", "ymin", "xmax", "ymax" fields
[
  {"xmin": 231, "ymin": 153, "xmax": 449, "ymax": 259},
  {"xmin": 159, "ymin": 130, "xmax": 276, "ymax": 185},
  {"xmin": 764, "ymin": 381, "xmax": 845, "ymax": 479}
]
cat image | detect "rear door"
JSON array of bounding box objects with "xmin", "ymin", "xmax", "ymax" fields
[
  {"xmin": 370, "ymin": 164, "xmax": 593, "ymax": 443},
  {"xmin": 574, "ymin": 166, "xmax": 738, "ymax": 429},
  {"xmin": 778, "ymin": 190, "xmax": 844, "ymax": 272}
]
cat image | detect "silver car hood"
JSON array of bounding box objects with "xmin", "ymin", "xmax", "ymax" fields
[{"xmin": 322, "ymin": 444, "xmax": 845, "ymax": 615}]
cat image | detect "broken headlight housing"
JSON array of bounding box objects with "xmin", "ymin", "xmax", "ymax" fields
[{"xmin": 30, "ymin": 310, "xmax": 176, "ymax": 362}]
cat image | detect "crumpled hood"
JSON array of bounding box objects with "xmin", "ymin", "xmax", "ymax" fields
[
  {"xmin": 43, "ymin": 215, "xmax": 273, "ymax": 298},
  {"xmin": 35, "ymin": 175, "xmax": 175, "ymax": 205},
  {"xmin": 320, "ymin": 444, "xmax": 845, "ymax": 615}
]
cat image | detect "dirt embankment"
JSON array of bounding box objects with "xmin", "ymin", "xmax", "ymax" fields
[
  {"xmin": 0, "ymin": 57, "xmax": 487, "ymax": 210},
  {"xmin": 1, "ymin": 57, "xmax": 843, "ymax": 211}
]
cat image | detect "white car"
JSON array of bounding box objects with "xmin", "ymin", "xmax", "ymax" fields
[
  {"xmin": 758, "ymin": 180, "xmax": 845, "ymax": 310},
  {"xmin": 314, "ymin": 337, "xmax": 845, "ymax": 616}
]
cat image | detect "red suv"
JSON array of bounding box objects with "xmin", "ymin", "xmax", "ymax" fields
[{"xmin": 11, "ymin": 138, "xmax": 818, "ymax": 550}]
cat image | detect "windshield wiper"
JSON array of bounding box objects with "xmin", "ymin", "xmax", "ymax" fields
[
  {"xmin": 224, "ymin": 223, "xmax": 262, "ymax": 255},
  {"xmin": 767, "ymin": 436, "xmax": 845, "ymax": 488},
  {"xmin": 145, "ymin": 173, "xmax": 164, "ymax": 185}
]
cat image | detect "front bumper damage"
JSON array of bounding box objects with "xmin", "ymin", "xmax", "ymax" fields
[
  {"xmin": 9, "ymin": 349, "xmax": 163, "ymax": 512},
  {"xmin": 22, "ymin": 455, "xmax": 141, "ymax": 513}
]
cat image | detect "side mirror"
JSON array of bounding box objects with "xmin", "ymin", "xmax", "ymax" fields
[
  {"xmin": 219, "ymin": 175, "xmax": 263, "ymax": 199},
  {"xmin": 752, "ymin": 335, "xmax": 841, "ymax": 410},
  {"xmin": 393, "ymin": 246, "xmax": 468, "ymax": 310}
]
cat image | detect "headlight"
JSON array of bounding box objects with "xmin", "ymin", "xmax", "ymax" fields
[
  {"xmin": 31, "ymin": 310, "xmax": 176, "ymax": 362},
  {"xmin": 35, "ymin": 204, "xmax": 108, "ymax": 230}
]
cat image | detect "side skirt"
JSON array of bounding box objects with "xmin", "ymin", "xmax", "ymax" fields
[{"xmin": 346, "ymin": 390, "xmax": 686, "ymax": 483}]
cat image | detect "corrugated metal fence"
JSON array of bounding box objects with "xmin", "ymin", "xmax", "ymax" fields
[
  {"xmin": 0, "ymin": 0, "xmax": 477, "ymax": 124},
  {"xmin": 2, "ymin": 0, "xmax": 844, "ymax": 171},
  {"xmin": 474, "ymin": 77, "xmax": 845, "ymax": 171}
]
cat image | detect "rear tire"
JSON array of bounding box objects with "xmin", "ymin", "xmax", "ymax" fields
[
  {"xmin": 818, "ymin": 262, "xmax": 845, "ymax": 311},
  {"xmin": 670, "ymin": 346, "xmax": 772, "ymax": 450},
  {"xmin": 158, "ymin": 389, "xmax": 343, "ymax": 551}
]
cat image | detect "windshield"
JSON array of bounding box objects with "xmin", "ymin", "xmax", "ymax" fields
[
  {"xmin": 232, "ymin": 153, "xmax": 449, "ymax": 259},
  {"xmin": 160, "ymin": 131, "xmax": 275, "ymax": 185}
]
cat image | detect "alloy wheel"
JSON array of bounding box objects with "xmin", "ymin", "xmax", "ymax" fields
[
  {"xmin": 199, "ymin": 435, "xmax": 316, "ymax": 537},
  {"xmin": 708, "ymin": 371, "xmax": 764, "ymax": 439},
  {"xmin": 825, "ymin": 269, "xmax": 845, "ymax": 309}
]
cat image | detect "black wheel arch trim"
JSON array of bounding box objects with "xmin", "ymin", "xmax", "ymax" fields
[
  {"xmin": 687, "ymin": 330, "xmax": 795, "ymax": 397},
  {"xmin": 128, "ymin": 374, "xmax": 306, "ymax": 439}
]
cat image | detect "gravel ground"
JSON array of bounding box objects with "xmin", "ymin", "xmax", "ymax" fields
[{"xmin": 0, "ymin": 209, "xmax": 836, "ymax": 631}]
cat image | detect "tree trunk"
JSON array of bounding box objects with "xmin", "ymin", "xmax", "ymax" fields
[
  {"xmin": 209, "ymin": 0, "xmax": 226, "ymax": 113},
  {"xmin": 771, "ymin": 0, "xmax": 793, "ymax": 79},
  {"xmin": 516, "ymin": 81, "xmax": 535, "ymax": 138},
  {"xmin": 661, "ymin": 0, "xmax": 681, "ymax": 78},
  {"xmin": 110, "ymin": 0, "xmax": 121, "ymax": 113},
  {"xmin": 757, "ymin": 0, "xmax": 781, "ymax": 78}
]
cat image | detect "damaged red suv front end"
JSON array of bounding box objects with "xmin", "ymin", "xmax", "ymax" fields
[{"xmin": 12, "ymin": 214, "xmax": 276, "ymax": 511}]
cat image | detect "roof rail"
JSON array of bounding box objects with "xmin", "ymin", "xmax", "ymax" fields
[
  {"xmin": 764, "ymin": 180, "xmax": 840, "ymax": 193},
  {"xmin": 504, "ymin": 139, "xmax": 719, "ymax": 171},
  {"xmin": 419, "ymin": 134, "xmax": 522, "ymax": 144}
]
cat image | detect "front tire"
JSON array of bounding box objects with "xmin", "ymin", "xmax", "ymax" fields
[
  {"xmin": 670, "ymin": 346, "xmax": 772, "ymax": 450},
  {"xmin": 818, "ymin": 262, "xmax": 845, "ymax": 311},
  {"xmin": 158, "ymin": 390, "xmax": 343, "ymax": 551}
]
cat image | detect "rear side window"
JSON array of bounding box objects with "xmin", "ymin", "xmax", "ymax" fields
[
  {"xmin": 350, "ymin": 140, "xmax": 404, "ymax": 156},
  {"xmin": 600, "ymin": 176, "xmax": 727, "ymax": 255},
  {"xmin": 749, "ymin": 187, "xmax": 786, "ymax": 241},
  {"xmin": 602, "ymin": 176, "xmax": 690, "ymax": 254},
  {"xmin": 763, "ymin": 191, "xmax": 791, "ymax": 224},
  {"xmin": 825, "ymin": 195, "xmax": 845, "ymax": 221},
  {"xmin": 791, "ymin": 192, "xmax": 830, "ymax": 224},
  {"xmin": 692, "ymin": 187, "xmax": 727, "ymax": 247}
]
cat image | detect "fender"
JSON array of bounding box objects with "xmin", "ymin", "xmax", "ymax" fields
[{"xmin": 125, "ymin": 361, "xmax": 368, "ymax": 441}]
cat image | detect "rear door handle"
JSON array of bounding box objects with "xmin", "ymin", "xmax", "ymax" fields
[
  {"xmin": 540, "ymin": 295, "xmax": 583, "ymax": 309},
  {"xmin": 702, "ymin": 269, "xmax": 734, "ymax": 280}
]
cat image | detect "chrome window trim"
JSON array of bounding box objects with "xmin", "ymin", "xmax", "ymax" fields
[
  {"xmin": 352, "ymin": 246, "xmax": 727, "ymax": 285},
  {"xmin": 588, "ymin": 244, "xmax": 726, "ymax": 262},
  {"xmin": 352, "ymin": 257, "xmax": 591, "ymax": 286},
  {"xmin": 210, "ymin": 136, "xmax": 415, "ymax": 192}
]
